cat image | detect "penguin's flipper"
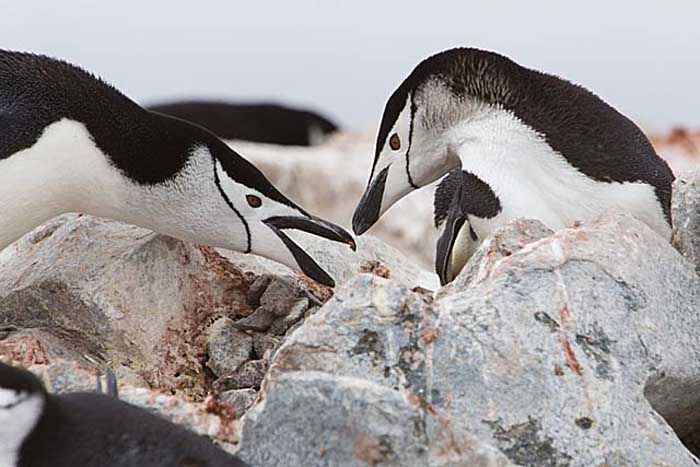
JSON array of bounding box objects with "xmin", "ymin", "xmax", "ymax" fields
[{"xmin": 106, "ymin": 368, "xmax": 119, "ymax": 398}]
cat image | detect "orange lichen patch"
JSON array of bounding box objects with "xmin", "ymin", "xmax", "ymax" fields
[
  {"xmin": 352, "ymin": 432, "xmax": 391, "ymax": 466},
  {"xmin": 205, "ymin": 396, "xmax": 239, "ymax": 440},
  {"xmin": 559, "ymin": 304, "xmax": 572, "ymax": 325},
  {"xmin": 560, "ymin": 337, "xmax": 582, "ymax": 376},
  {"xmin": 0, "ymin": 335, "xmax": 49, "ymax": 366},
  {"xmin": 421, "ymin": 327, "xmax": 440, "ymax": 345},
  {"xmin": 360, "ymin": 260, "xmax": 391, "ymax": 279},
  {"xmin": 407, "ymin": 391, "xmax": 438, "ymax": 416},
  {"xmin": 295, "ymin": 273, "xmax": 334, "ymax": 303}
]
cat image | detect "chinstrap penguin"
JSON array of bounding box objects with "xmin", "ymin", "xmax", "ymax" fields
[
  {"xmin": 0, "ymin": 51, "xmax": 354, "ymax": 287},
  {"xmin": 0, "ymin": 362, "xmax": 249, "ymax": 467},
  {"xmin": 148, "ymin": 101, "xmax": 338, "ymax": 147},
  {"xmin": 352, "ymin": 48, "xmax": 674, "ymax": 251},
  {"xmin": 433, "ymin": 169, "xmax": 501, "ymax": 285}
]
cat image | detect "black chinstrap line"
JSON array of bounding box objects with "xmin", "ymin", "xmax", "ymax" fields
[
  {"xmin": 405, "ymin": 97, "xmax": 420, "ymax": 190},
  {"xmin": 212, "ymin": 155, "xmax": 251, "ymax": 254}
]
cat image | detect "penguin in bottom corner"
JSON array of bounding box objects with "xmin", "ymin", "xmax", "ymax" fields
[
  {"xmin": 433, "ymin": 169, "xmax": 502, "ymax": 285},
  {"xmin": 0, "ymin": 362, "xmax": 249, "ymax": 467}
]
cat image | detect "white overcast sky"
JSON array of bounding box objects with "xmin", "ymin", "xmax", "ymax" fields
[{"xmin": 2, "ymin": 0, "xmax": 699, "ymax": 131}]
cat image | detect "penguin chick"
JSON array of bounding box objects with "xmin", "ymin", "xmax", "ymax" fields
[
  {"xmin": 0, "ymin": 362, "xmax": 249, "ymax": 467},
  {"xmin": 0, "ymin": 51, "xmax": 354, "ymax": 287},
  {"xmin": 433, "ymin": 169, "xmax": 501, "ymax": 285},
  {"xmin": 353, "ymin": 48, "xmax": 674, "ymax": 243},
  {"xmin": 149, "ymin": 101, "xmax": 339, "ymax": 147}
]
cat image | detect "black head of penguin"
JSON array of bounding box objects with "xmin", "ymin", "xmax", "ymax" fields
[
  {"xmin": 0, "ymin": 51, "xmax": 354, "ymax": 287},
  {"xmin": 433, "ymin": 169, "xmax": 501, "ymax": 285},
  {"xmin": 353, "ymin": 47, "xmax": 674, "ymax": 235},
  {"xmin": 0, "ymin": 362, "xmax": 248, "ymax": 467},
  {"xmin": 148, "ymin": 100, "xmax": 339, "ymax": 146}
]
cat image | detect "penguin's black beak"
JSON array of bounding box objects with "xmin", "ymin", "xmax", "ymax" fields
[
  {"xmin": 264, "ymin": 215, "xmax": 356, "ymax": 287},
  {"xmin": 435, "ymin": 201, "xmax": 467, "ymax": 287},
  {"xmin": 352, "ymin": 166, "xmax": 389, "ymax": 235}
]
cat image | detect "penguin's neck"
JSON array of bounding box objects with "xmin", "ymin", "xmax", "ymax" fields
[
  {"xmin": 447, "ymin": 107, "xmax": 671, "ymax": 239},
  {"xmin": 0, "ymin": 119, "xmax": 130, "ymax": 249}
]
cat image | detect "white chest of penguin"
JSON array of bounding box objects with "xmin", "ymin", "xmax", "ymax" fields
[{"xmin": 448, "ymin": 107, "xmax": 671, "ymax": 241}]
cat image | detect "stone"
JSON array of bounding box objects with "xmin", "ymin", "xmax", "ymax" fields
[
  {"xmin": 0, "ymin": 214, "xmax": 253, "ymax": 399},
  {"xmin": 221, "ymin": 388, "xmax": 259, "ymax": 416},
  {"xmin": 259, "ymin": 214, "xmax": 700, "ymax": 466},
  {"xmin": 206, "ymin": 318, "xmax": 253, "ymax": 377},
  {"xmin": 237, "ymin": 372, "xmax": 514, "ymax": 467},
  {"xmin": 252, "ymin": 333, "xmax": 281, "ymax": 360},
  {"xmin": 438, "ymin": 218, "xmax": 553, "ymax": 297},
  {"xmin": 217, "ymin": 359, "xmax": 267, "ymax": 391},
  {"xmin": 672, "ymin": 171, "xmax": 700, "ymax": 274}
]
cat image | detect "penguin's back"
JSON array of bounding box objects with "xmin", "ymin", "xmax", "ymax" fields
[{"xmin": 150, "ymin": 100, "xmax": 338, "ymax": 146}]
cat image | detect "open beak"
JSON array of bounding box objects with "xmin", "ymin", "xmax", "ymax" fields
[
  {"xmin": 264, "ymin": 215, "xmax": 356, "ymax": 287},
  {"xmin": 352, "ymin": 166, "xmax": 389, "ymax": 235},
  {"xmin": 435, "ymin": 201, "xmax": 467, "ymax": 286}
]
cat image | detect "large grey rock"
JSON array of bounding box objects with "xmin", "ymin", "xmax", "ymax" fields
[
  {"xmin": 438, "ymin": 218, "xmax": 553, "ymax": 297},
  {"xmin": 207, "ymin": 317, "xmax": 253, "ymax": 377},
  {"xmin": 0, "ymin": 214, "xmax": 253, "ymax": 398},
  {"xmin": 254, "ymin": 214, "xmax": 700, "ymax": 466},
  {"xmin": 237, "ymin": 371, "xmax": 514, "ymax": 467},
  {"xmin": 672, "ymin": 171, "xmax": 700, "ymax": 274}
]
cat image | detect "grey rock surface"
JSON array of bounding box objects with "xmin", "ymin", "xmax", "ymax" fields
[
  {"xmin": 221, "ymin": 388, "xmax": 259, "ymax": 417},
  {"xmin": 672, "ymin": 171, "xmax": 700, "ymax": 274},
  {"xmin": 249, "ymin": 214, "xmax": 700, "ymax": 466},
  {"xmin": 207, "ymin": 318, "xmax": 253, "ymax": 377},
  {"xmin": 238, "ymin": 371, "xmax": 514, "ymax": 467},
  {"xmin": 438, "ymin": 218, "xmax": 553, "ymax": 297},
  {"xmin": 0, "ymin": 214, "xmax": 254, "ymax": 398}
]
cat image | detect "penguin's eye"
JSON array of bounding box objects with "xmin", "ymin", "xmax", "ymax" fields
[
  {"xmin": 246, "ymin": 195, "xmax": 262, "ymax": 208},
  {"xmin": 389, "ymin": 133, "xmax": 401, "ymax": 151}
]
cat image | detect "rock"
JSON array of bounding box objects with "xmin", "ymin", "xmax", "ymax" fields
[
  {"xmin": 268, "ymin": 274, "xmax": 437, "ymax": 394},
  {"xmin": 672, "ymin": 172, "xmax": 700, "ymax": 274},
  {"xmin": 257, "ymin": 214, "xmax": 700, "ymax": 466},
  {"xmin": 252, "ymin": 333, "xmax": 281, "ymax": 360},
  {"xmin": 221, "ymin": 234, "xmax": 439, "ymax": 292},
  {"xmin": 438, "ymin": 218, "xmax": 553, "ymax": 297},
  {"xmin": 221, "ymin": 388, "xmax": 258, "ymax": 416},
  {"xmin": 0, "ymin": 214, "xmax": 254, "ymax": 398},
  {"xmin": 237, "ymin": 372, "xmax": 514, "ymax": 467},
  {"xmin": 217, "ymin": 359, "xmax": 267, "ymax": 391},
  {"xmin": 206, "ymin": 318, "xmax": 253, "ymax": 377}
]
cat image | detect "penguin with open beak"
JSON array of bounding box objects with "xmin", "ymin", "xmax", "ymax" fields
[
  {"xmin": 0, "ymin": 51, "xmax": 354, "ymax": 287},
  {"xmin": 353, "ymin": 48, "xmax": 673, "ymax": 251}
]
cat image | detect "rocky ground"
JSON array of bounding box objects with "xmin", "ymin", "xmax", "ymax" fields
[{"xmin": 2, "ymin": 130, "xmax": 700, "ymax": 466}]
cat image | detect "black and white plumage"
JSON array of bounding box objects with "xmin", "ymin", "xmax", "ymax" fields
[
  {"xmin": 352, "ymin": 48, "xmax": 675, "ymax": 262},
  {"xmin": 0, "ymin": 362, "xmax": 248, "ymax": 467},
  {"xmin": 0, "ymin": 51, "xmax": 354, "ymax": 287},
  {"xmin": 149, "ymin": 101, "xmax": 339, "ymax": 147},
  {"xmin": 433, "ymin": 169, "xmax": 501, "ymax": 285}
]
